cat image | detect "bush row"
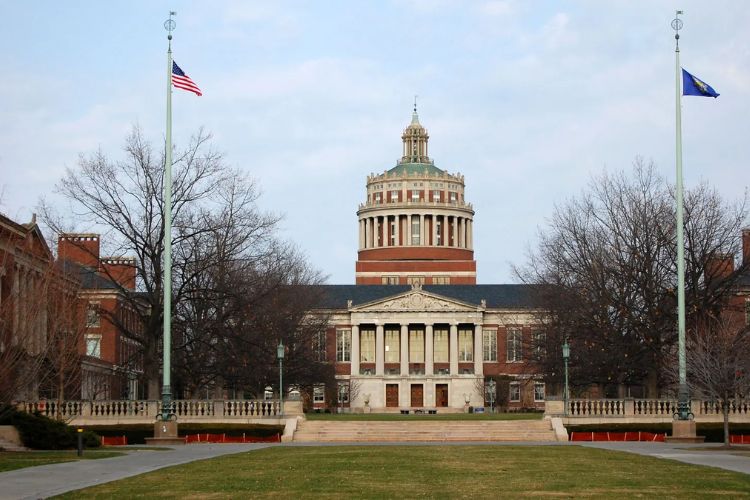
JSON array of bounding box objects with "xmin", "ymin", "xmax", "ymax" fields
[{"xmin": 0, "ymin": 404, "xmax": 101, "ymax": 449}]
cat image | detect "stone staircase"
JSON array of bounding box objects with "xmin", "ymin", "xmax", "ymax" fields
[{"xmin": 293, "ymin": 419, "xmax": 559, "ymax": 442}]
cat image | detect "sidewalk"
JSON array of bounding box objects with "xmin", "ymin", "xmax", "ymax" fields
[
  {"xmin": 580, "ymin": 441, "xmax": 750, "ymax": 475},
  {"xmin": 0, "ymin": 443, "xmax": 273, "ymax": 500}
]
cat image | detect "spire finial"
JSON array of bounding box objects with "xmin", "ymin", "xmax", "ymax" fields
[
  {"xmin": 164, "ymin": 11, "xmax": 176, "ymax": 43},
  {"xmin": 411, "ymin": 95, "xmax": 420, "ymax": 125},
  {"xmin": 671, "ymin": 10, "xmax": 683, "ymax": 51}
]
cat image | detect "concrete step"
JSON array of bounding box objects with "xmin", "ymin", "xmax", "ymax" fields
[{"xmin": 293, "ymin": 419, "xmax": 558, "ymax": 442}]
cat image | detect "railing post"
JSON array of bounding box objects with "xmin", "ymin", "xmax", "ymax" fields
[
  {"xmin": 147, "ymin": 400, "xmax": 159, "ymax": 417},
  {"xmin": 624, "ymin": 399, "xmax": 634, "ymax": 416},
  {"xmin": 214, "ymin": 400, "xmax": 224, "ymax": 417}
]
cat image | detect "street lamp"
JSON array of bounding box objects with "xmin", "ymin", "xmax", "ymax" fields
[
  {"xmin": 487, "ymin": 379, "xmax": 497, "ymax": 413},
  {"xmin": 277, "ymin": 341, "xmax": 284, "ymax": 417},
  {"xmin": 562, "ymin": 340, "xmax": 570, "ymax": 417}
]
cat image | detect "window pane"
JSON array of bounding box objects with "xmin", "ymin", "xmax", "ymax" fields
[
  {"xmin": 433, "ymin": 329, "xmax": 449, "ymax": 362},
  {"xmin": 385, "ymin": 329, "xmax": 399, "ymax": 362},
  {"xmin": 360, "ymin": 329, "xmax": 375, "ymax": 363},
  {"xmin": 483, "ymin": 330, "xmax": 497, "ymax": 361},
  {"xmin": 409, "ymin": 328, "xmax": 424, "ymax": 362},
  {"xmin": 507, "ymin": 328, "xmax": 522, "ymax": 362},
  {"xmin": 509, "ymin": 382, "xmax": 520, "ymax": 402},
  {"xmin": 458, "ymin": 329, "xmax": 473, "ymax": 361},
  {"xmin": 336, "ymin": 329, "xmax": 351, "ymax": 362},
  {"xmin": 86, "ymin": 335, "xmax": 101, "ymax": 358},
  {"xmin": 534, "ymin": 383, "xmax": 545, "ymax": 401}
]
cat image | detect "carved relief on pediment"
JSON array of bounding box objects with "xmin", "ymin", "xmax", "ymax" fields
[{"xmin": 367, "ymin": 292, "xmax": 470, "ymax": 312}]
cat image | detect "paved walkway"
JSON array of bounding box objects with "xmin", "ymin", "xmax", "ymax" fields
[
  {"xmin": 1, "ymin": 441, "xmax": 748, "ymax": 499},
  {"xmin": 580, "ymin": 441, "xmax": 750, "ymax": 476},
  {"xmin": 0, "ymin": 443, "xmax": 273, "ymax": 500}
]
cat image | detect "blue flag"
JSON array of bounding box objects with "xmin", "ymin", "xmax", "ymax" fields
[{"xmin": 682, "ymin": 69, "xmax": 719, "ymax": 98}]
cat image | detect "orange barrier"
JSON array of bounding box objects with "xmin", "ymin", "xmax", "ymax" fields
[
  {"xmin": 101, "ymin": 435, "xmax": 128, "ymax": 446},
  {"xmin": 730, "ymin": 435, "xmax": 750, "ymax": 444},
  {"xmin": 184, "ymin": 433, "xmax": 281, "ymax": 444},
  {"xmin": 570, "ymin": 431, "xmax": 666, "ymax": 442}
]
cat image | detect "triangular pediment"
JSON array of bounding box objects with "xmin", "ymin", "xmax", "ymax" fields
[{"xmin": 351, "ymin": 288, "xmax": 480, "ymax": 313}]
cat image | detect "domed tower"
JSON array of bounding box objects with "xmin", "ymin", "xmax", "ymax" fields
[{"xmin": 355, "ymin": 108, "xmax": 476, "ymax": 285}]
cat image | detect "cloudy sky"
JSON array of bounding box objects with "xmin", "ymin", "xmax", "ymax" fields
[{"xmin": 1, "ymin": 1, "xmax": 748, "ymax": 284}]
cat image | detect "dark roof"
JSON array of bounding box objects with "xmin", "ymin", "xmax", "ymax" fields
[
  {"xmin": 59, "ymin": 259, "xmax": 119, "ymax": 290},
  {"xmin": 314, "ymin": 284, "xmax": 540, "ymax": 310}
]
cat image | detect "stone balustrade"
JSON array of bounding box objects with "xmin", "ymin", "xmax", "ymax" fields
[
  {"xmin": 544, "ymin": 398, "xmax": 750, "ymax": 424},
  {"xmin": 16, "ymin": 399, "xmax": 300, "ymax": 425}
]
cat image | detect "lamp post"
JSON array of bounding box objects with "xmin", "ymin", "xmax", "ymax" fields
[
  {"xmin": 277, "ymin": 341, "xmax": 284, "ymax": 417},
  {"xmin": 487, "ymin": 379, "xmax": 497, "ymax": 413},
  {"xmin": 562, "ymin": 340, "xmax": 570, "ymax": 417}
]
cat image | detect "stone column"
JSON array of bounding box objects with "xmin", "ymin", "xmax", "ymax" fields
[
  {"xmin": 364, "ymin": 218, "xmax": 370, "ymax": 248},
  {"xmin": 467, "ymin": 219, "xmax": 473, "ymax": 249},
  {"xmin": 451, "ymin": 217, "xmax": 457, "ymax": 247},
  {"xmin": 400, "ymin": 324, "xmax": 409, "ymax": 376},
  {"xmin": 351, "ymin": 325, "xmax": 360, "ymax": 376},
  {"xmin": 359, "ymin": 219, "xmax": 364, "ymax": 249},
  {"xmin": 474, "ymin": 324, "xmax": 483, "ymax": 375},
  {"xmin": 419, "ymin": 214, "xmax": 425, "ymax": 246},
  {"xmin": 425, "ymin": 324, "xmax": 434, "ymax": 375},
  {"xmin": 431, "ymin": 215, "xmax": 437, "ymax": 247},
  {"xmin": 373, "ymin": 217, "xmax": 380, "ymax": 248},
  {"xmin": 394, "ymin": 215, "xmax": 400, "ymax": 246},
  {"xmin": 458, "ymin": 217, "xmax": 464, "ymax": 248},
  {"xmin": 375, "ymin": 324, "xmax": 384, "ymax": 376},
  {"xmin": 449, "ymin": 323, "xmax": 458, "ymax": 375}
]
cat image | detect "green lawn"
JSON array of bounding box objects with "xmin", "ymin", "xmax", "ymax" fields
[
  {"xmin": 56, "ymin": 445, "xmax": 750, "ymax": 498},
  {"xmin": 0, "ymin": 450, "xmax": 124, "ymax": 472},
  {"xmin": 305, "ymin": 411, "xmax": 542, "ymax": 421}
]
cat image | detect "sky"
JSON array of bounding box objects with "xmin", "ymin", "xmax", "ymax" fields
[{"xmin": 1, "ymin": 1, "xmax": 748, "ymax": 284}]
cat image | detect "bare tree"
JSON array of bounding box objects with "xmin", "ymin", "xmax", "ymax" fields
[
  {"xmin": 42, "ymin": 126, "xmax": 328, "ymax": 400},
  {"xmin": 517, "ymin": 159, "xmax": 748, "ymax": 397},
  {"xmin": 682, "ymin": 315, "xmax": 750, "ymax": 447}
]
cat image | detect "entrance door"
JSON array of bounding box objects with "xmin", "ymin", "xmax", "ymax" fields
[
  {"xmin": 411, "ymin": 384, "xmax": 424, "ymax": 407},
  {"xmin": 436, "ymin": 384, "xmax": 448, "ymax": 407},
  {"xmin": 386, "ymin": 384, "xmax": 399, "ymax": 407}
]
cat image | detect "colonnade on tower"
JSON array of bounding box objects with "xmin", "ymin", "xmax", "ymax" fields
[{"xmin": 355, "ymin": 108, "xmax": 477, "ymax": 285}]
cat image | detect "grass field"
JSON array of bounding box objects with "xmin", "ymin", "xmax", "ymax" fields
[
  {"xmin": 56, "ymin": 445, "xmax": 750, "ymax": 498},
  {"xmin": 0, "ymin": 450, "xmax": 124, "ymax": 473},
  {"xmin": 305, "ymin": 412, "xmax": 542, "ymax": 421}
]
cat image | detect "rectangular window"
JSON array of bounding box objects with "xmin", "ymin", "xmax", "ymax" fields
[
  {"xmin": 532, "ymin": 330, "xmax": 546, "ymax": 359},
  {"xmin": 312, "ymin": 331, "xmax": 326, "ymax": 362},
  {"xmin": 86, "ymin": 334, "xmax": 101, "ymax": 358},
  {"xmin": 507, "ymin": 328, "xmax": 523, "ymax": 362},
  {"xmin": 432, "ymin": 276, "xmax": 450, "ymax": 284},
  {"xmin": 390, "ymin": 221, "xmax": 396, "ymax": 245},
  {"xmin": 436, "ymin": 220, "xmax": 442, "ymax": 245},
  {"xmin": 433, "ymin": 328, "xmax": 449, "ymax": 362},
  {"xmin": 374, "ymin": 193, "xmax": 381, "ymax": 204},
  {"xmin": 86, "ymin": 302, "xmax": 100, "ymax": 328},
  {"xmin": 746, "ymin": 299, "xmax": 750, "ymax": 326},
  {"xmin": 390, "ymin": 190, "xmax": 399, "ymax": 202},
  {"xmin": 509, "ymin": 382, "xmax": 521, "ymax": 402},
  {"xmin": 534, "ymin": 382, "xmax": 545, "ymax": 402},
  {"xmin": 384, "ymin": 328, "xmax": 400, "ymax": 363},
  {"xmin": 411, "ymin": 191, "xmax": 420, "ymax": 201},
  {"xmin": 313, "ymin": 385, "xmax": 325, "ymax": 403},
  {"xmin": 336, "ymin": 329, "xmax": 351, "ymax": 362},
  {"xmin": 407, "ymin": 276, "xmax": 425, "ymax": 285},
  {"xmin": 360, "ymin": 329, "xmax": 375, "ymax": 363},
  {"xmin": 449, "ymin": 192, "xmax": 457, "ymax": 203},
  {"xmin": 409, "ymin": 328, "xmax": 424, "ymax": 363},
  {"xmin": 381, "ymin": 276, "xmax": 399, "ymax": 285},
  {"xmin": 411, "ymin": 216, "xmax": 420, "ymax": 245},
  {"xmin": 458, "ymin": 328, "xmax": 473, "ymax": 362},
  {"xmin": 483, "ymin": 330, "xmax": 497, "ymax": 361}
]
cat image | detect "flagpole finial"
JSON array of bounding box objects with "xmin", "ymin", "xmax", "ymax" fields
[
  {"xmin": 671, "ymin": 11, "xmax": 683, "ymax": 50},
  {"xmin": 164, "ymin": 11, "xmax": 176, "ymax": 41}
]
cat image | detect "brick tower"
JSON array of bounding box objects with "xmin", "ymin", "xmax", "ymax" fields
[{"xmin": 355, "ymin": 108, "xmax": 476, "ymax": 285}]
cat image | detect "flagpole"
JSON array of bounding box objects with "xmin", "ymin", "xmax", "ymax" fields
[
  {"xmin": 161, "ymin": 11, "xmax": 176, "ymax": 422},
  {"xmin": 672, "ymin": 10, "xmax": 689, "ymax": 421}
]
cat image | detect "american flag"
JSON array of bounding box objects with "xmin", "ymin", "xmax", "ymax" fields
[{"xmin": 172, "ymin": 61, "xmax": 202, "ymax": 96}]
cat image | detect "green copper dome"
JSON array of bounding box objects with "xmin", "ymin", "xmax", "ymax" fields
[{"xmin": 387, "ymin": 162, "xmax": 445, "ymax": 176}]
